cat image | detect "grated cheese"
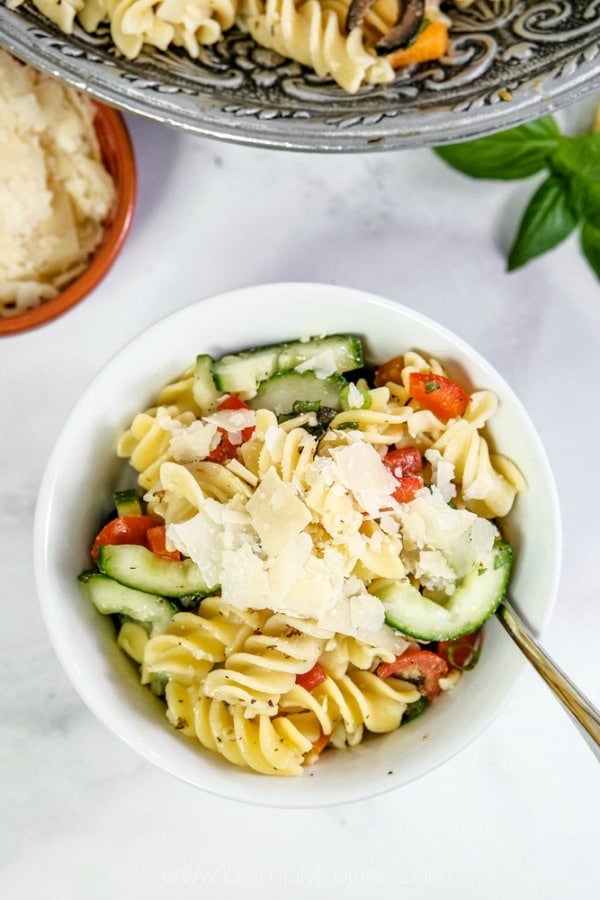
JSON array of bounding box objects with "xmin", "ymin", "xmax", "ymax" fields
[{"xmin": 0, "ymin": 50, "xmax": 116, "ymax": 317}]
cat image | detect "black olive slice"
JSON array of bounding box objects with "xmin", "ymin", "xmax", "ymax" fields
[
  {"xmin": 375, "ymin": 0, "xmax": 426, "ymax": 55},
  {"xmin": 346, "ymin": 0, "xmax": 377, "ymax": 31}
]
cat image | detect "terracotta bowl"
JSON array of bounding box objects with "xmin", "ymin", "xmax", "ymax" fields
[{"xmin": 0, "ymin": 102, "xmax": 136, "ymax": 336}]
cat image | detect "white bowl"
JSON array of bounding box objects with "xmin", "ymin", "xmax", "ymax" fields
[{"xmin": 34, "ymin": 283, "xmax": 561, "ymax": 807}]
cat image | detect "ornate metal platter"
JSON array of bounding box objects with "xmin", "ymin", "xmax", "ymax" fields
[{"xmin": 0, "ymin": 1, "xmax": 598, "ymax": 150}]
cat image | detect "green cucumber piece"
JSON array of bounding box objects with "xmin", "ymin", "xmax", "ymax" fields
[
  {"xmin": 97, "ymin": 544, "xmax": 214, "ymax": 599},
  {"xmin": 192, "ymin": 354, "xmax": 219, "ymax": 413},
  {"xmin": 114, "ymin": 490, "xmax": 143, "ymax": 517},
  {"xmin": 340, "ymin": 382, "xmax": 371, "ymax": 411},
  {"xmin": 213, "ymin": 347, "xmax": 280, "ymax": 398},
  {"xmin": 277, "ymin": 335, "xmax": 363, "ymax": 372},
  {"xmin": 248, "ymin": 370, "xmax": 348, "ymax": 416},
  {"xmin": 213, "ymin": 335, "xmax": 363, "ymax": 399},
  {"xmin": 78, "ymin": 571, "xmax": 176, "ymax": 636},
  {"xmin": 376, "ymin": 540, "xmax": 513, "ymax": 641}
]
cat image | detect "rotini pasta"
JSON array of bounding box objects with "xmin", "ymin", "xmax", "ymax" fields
[
  {"xmin": 238, "ymin": 0, "xmax": 395, "ymax": 94},
  {"xmin": 79, "ymin": 332, "xmax": 524, "ymax": 775},
  {"xmin": 10, "ymin": 0, "xmax": 462, "ymax": 93}
]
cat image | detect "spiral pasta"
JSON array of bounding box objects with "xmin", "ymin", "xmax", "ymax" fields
[
  {"xmin": 143, "ymin": 602, "xmax": 419, "ymax": 774},
  {"xmin": 192, "ymin": 695, "xmax": 317, "ymax": 774},
  {"xmin": 14, "ymin": 0, "xmax": 239, "ymax": 58},
  {"xmin": 10, "ymin": 0, "xmax": 461, "ymax": 93},
  {"xmin": 238, "ymin": 0, "xmax": 395, "ymax": 94},
  {"xmin": 201, "ymin": 611, "xmax": 330, "ymax": 715},
  {"xmin": 117, "ymin": 406, "xmax": 196, "ymax": 490},
  {"xmin": 314, "ymin": 668, "xmax": 420, "ymax": 745},
  {"xmin": 431, "ymin": 417, "xmax": 521, "ymax": 519}
]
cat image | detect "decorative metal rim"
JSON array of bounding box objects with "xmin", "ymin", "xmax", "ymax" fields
[{"xmin": 1, "ymin": 2, "xmax": 599, "ymax": 151}]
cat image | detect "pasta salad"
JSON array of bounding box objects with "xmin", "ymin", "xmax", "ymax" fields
[
  {"xmin": 78, "ymin": 333, "xmax": 525, "ymax": 776},
  {"xmin": 10, "ymin": 0, "xmax": 476, "ymax": 94}
]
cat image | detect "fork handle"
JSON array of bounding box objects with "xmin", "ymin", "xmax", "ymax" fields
[{"xmin": 496, "ymin": 599, "xmax": 600, "ymax": 761}]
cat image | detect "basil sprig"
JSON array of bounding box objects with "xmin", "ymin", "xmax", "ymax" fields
[{"xmin": 434, "ymin": 115, "xmax": 600, "ymax": 279}]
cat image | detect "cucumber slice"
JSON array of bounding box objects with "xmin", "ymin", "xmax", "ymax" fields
[
  {"xmin": 78, "ymin": 571, "xmax": 177, "ymax": 636},
  {"xmin": 277, "ymin": 335, "xmax": 363, "ymax": 372},
  {"xmin": 213, "ymin": 335, "xmax": 363, "ymax": 399},
  {"xmin": 213, "ymin": 348, "xmax": 280, "ymax": 398},
  {"xmin": 248, "ymin": 370, "xmax": 348, "ymax": 415},
  {"xmin": 97, "ymin": 544, "xmax": 214, "ymax": 599},
  {"xmin": 114, "ymin": 490, "xmax": 143, "ymax": 517},
  {"xmin": 192, "ymin": 354, "xmax": 219, "ymax": 413},
  {"xmin": 375, "ymin": 540, "xmax": 513, "ymax": 641}
]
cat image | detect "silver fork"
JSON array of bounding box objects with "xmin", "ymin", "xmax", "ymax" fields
[{"xmin": 496, "ymin": 598, "xmax": 600, "ymax": 760}]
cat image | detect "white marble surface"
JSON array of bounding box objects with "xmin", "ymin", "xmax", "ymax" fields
[{"xmin": 2, "ymin": 107, "xmax": 600, "ymax": 900}]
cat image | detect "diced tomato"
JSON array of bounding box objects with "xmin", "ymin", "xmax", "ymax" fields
[
  {"xmin": 207, "ymin": 431, "xmax": 240, "ymax": 464},
  {"xmin": 383, "ymin": 447, "xmax": 424, "ymax": 503},
  {"xmin": 392, "ymin": 475, "xmax": 424, "ymax": 503},
  {"xmin": 217, "ymin": 395, "xmax": 249, "ymax": 412},
  {"xmin": 437, "ymin": 630, "xmax": 482, "ymax": 670},
  {"xmin": 146, "ymin": 524, "xmax": 181, "ymax": 561},
  {"xmin": 295, "ymin": 662, "xmax": 327, "ymax": 692},
  {"xmin": 408, "ymin": 372, "xmax": 469, "ymax": 422},
  {"xmin": 376, "ymin": 649, "xmax": 449, "ymax": 700},
  {"xmin": 383, "ymin": 447, "xmax": 423, "ymax": 478},
  {"xmin": 374, "ymin": 355, "xmax": 404, "ymax": 387},
  {"xmin": 207, "ymin": 395, "xmax": 255, "ymax": 464},
  {"xmin": 91, "ymin": 515, "xmax": 160, "ymax": 563}
]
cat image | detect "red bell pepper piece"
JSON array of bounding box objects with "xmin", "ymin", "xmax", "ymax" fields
[
  {"xmin": 91, "ymin": 515, "xmax": 160, "ymax": 563},
  {"xmin": 376, "ymin": 649, "xmax": 449, "ymax": 700},
  {"xmin": 295, "ymin": 662, "xmax": 327, "ymax": 692},
  {"xmin": 382, "ymin": 446, "xmax": 424, "ymax": 503},
  {"xmin": 409, "ymin": 372, "xmax": 469, "ymax": 422}
]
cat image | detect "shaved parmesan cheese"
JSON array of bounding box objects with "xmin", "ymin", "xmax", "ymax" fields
[
  {"xmin": 165, "ymin": 412, "xmax": 500, "ymax": 647},
  {"xmin": 220, "ymin": 544, "xmax": 270, "ymax": 609},
  {"xmin": 246, "ymin": 468, "xmax": 311, "ymax": 557},
  {"xmin": 168, "ymin": 421, "xmax": 218, "ymax": 462},
  {"xmin": 294, "ymin": 348, "xmax": 338, "ymax": 379},
  {"xmin": 203, "ymin": 408, "xmax": 256, "ymax": 437},
  {"xmin": 267, "ymin": 533, "xmax": 313, "ymax": 607},
  {"xmin": 345, "ymin": 382, "xmax": 365, "ymax": 409},
  {"xmin": 348, "ymin": 589, "xmax": 385, "ymax": 633},
  {"xmin": 425, "ymin": 448, "xmax": 456, "ymax": 503},
  {"xmin": 331, "ymin": 442, "xmax": 397, "ymax": 515},
  {"xmin": 167, "ymin": 499, "xmax": 251, "ymax": 588},
  {"xmin": 398, "ymin": 486, "xmax": 497, "ymax": 590}
]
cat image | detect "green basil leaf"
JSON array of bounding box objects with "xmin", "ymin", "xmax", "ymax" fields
[
  {"xmin": 580, "ymin": 221, "xmax": 600, "ymax": 280},
  {"xmin": 549, "ymin": 134, "xmax": 600, "ymax": 182},
  {"xmin": 507, "ymin": 175, "xmax": 579, "ymax": 271},
  {"xmin": 434, "ymin": 116, "xmax": 562, "ymax": 180},
  {"xmin": 561, "ymin": 175, "xmax": 600, "ymax": 225}
]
